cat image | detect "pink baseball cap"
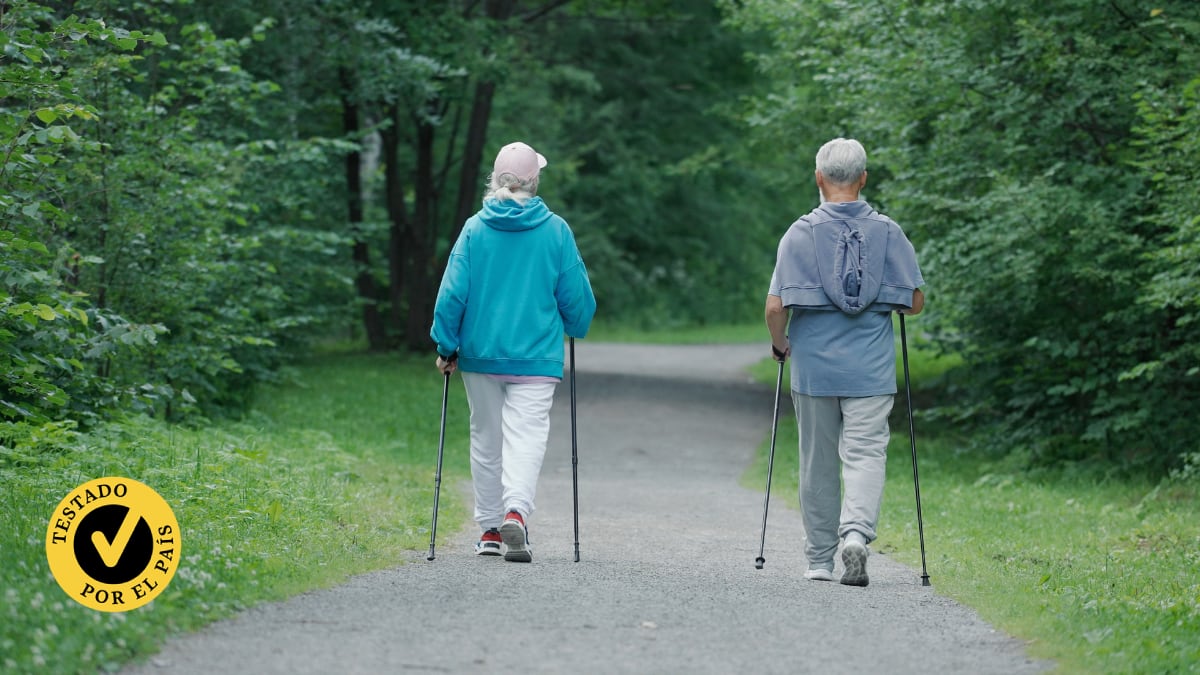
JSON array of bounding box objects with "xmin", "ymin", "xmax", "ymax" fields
[{"xmin": 493, "ymin": 141, "xmax": 547, "ymax": 182}]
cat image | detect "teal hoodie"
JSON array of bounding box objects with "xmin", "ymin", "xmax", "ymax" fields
[{"xmin": 430, "ymin": 197, "xmax": 596, "ymax": 377}]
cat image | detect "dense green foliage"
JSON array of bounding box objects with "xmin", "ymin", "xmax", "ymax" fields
[
  {"xmin": 2, "ymin": 6, "xmax": 160, "ymax": 439},
  {"xmin": 191, "ymin": 0, "xmax": 782, "ymax": 350},
  {"xmin": 4, "ymin": 0, "xmax": 1198, "ymax": 511},
  {"xmin": 3, "ymin": 0, "xmax": 780, "ymax": 449},
  {"xmin": 2, "ymin": 1, "xmax": 350, "ymax": 440},
  {"xmin": 725, "ymin": 1, "xmax": 1200, "ymax": 474},
  {"xmin": 511, "ymin": 3, "xmax": 785, "ymax": 326},
  {"xmin": 0, "ymin": 351, "xmax": 469, "ymax": 672}
]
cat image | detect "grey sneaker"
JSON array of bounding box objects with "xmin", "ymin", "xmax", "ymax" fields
[
  {"xmin": 804, "ymin": 568, "xmax": 834, "ymax": 582},
  {"xmin": 499, "ymin": 511, "xmax": 532, "ymax": 563},
  {"xmin": 840, "ymin": 540, "xmax": 869, "ymax": 587}
]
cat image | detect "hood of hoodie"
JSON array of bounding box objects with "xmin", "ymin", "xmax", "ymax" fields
[
  {"xmin": 772, "ymin": 200, "xmax": 923, "ymax": 314},
  {"xmin": 812, "ymin": 201, "xmax": 889, "ymax": 315},
  {"xmin": 480, "ymin": 196, "xmax": 555, "ymax": 232}
]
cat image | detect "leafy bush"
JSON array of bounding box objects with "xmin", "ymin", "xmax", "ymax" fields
[
  {"xmin": 2, "ymin": 2, "xmax": 355, "ymax": 446},
  {"xmin": 2, "ymin": 3, "xmax": 168, "ymax": 428}
]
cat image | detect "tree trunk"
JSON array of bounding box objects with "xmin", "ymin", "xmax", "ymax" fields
[
  {"xmin": 447, "ymin": 78, "xmax": 497, "ymax": 251},
  {"xmin": 448, "ymin": 0, "xmax": 517, "ymax": 247},
  {"xmin": 412, "ymin": 0, "xmax": 562, "ymax": 350},
  {"xmin": 404, "ymin": 109, "xmax": 439, "ymax": 351},
  {"xmin": 381, "ymin": 103, "xmax": 407, "ymax": 337},
  {"xmin": 341, "ymin": 68, "xmax": 388, "ymax": 351},
  {"xmin": 440, "ymin": 0, "xmax": 517, "ymax": 281}
]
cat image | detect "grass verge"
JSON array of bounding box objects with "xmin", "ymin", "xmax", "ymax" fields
[
  {"xmin": 743, "ymin": 345, "xmax": 1200, "ymax": 674},
  {"xmin": 1, "ymin": 351, "xmax": 469, "ymax": 673}
]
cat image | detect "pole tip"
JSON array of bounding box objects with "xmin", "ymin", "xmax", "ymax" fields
[
  {"xmin": 754, "ymin": 558, "xmax": 765, "ymax": 569},
  {"xmin": 921, "ymin": 575, "xmax": 931, "ymax": 586}
]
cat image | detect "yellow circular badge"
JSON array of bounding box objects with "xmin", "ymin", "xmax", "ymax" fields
[{"xmin": 45, "ymin": 477, "xmax": 180, "ymax": 612}]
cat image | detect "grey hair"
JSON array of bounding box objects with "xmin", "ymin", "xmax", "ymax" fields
[
  {"xmin": 483, "ymin": 171, "xmax": 538, "ymax": 206},
  {"xmin": 815, "ymin": 138, "xmax": 867, "ymax": 185}
]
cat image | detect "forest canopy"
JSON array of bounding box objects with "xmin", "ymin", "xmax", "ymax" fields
[{"xmin": 3, "ymin": 0, "xmax": 1198, "ymax": 475}]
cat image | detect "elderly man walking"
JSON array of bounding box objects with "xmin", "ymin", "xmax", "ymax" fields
[{"xmin": 765, "ymin": 138, "xmax": 925, "ymax": 586}]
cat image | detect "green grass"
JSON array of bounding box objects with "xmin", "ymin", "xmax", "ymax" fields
[
  {"xmin": 744, "ymin": 346, "xmax": 1200, "ymax": 674},
  {"xmin": 1, "ymin": 352, "xmax": 469, "ymax": 673}
]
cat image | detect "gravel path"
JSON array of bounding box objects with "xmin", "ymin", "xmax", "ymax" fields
[{"xmin": 127, "ymin": 342, "xmax": 1050, "ymax": 674}]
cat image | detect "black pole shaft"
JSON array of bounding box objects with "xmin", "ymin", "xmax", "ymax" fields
[
  {"xmin": 899, "ymin": 314, "xmax": 931, "ymax": 586},
  {"xmin": 755, "ymin": 360, "xmax": 785, "ymax": 569},
  {"xmin": 570, "ymin": 338, "xmax": 580, "ymax": 563},
  {"xmin": 427, "ymin": 371, "xmax": 450, "ymax": 561}
]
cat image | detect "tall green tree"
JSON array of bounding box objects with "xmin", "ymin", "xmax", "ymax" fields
[
  {"xmin": 207, "ymin": 0, "xmax": 578, "ymax": 351},
  {"xmin": 215, "ymin": 0, "xmax": 776, "ymax": 347}
]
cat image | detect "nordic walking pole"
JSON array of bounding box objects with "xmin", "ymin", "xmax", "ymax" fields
[
  {"xmin": 427, "ymin": 359, "xmax": 453, "ymax": 562},
  {"xmin": 570, "ymin": 337, "xmax": 581, "ymax": 563},
  {"xmin": 899, "ymin": 314, "xmax": 931, "ymax": 586},
  {"xmin": 754, "ymin": 358, "xmax": 786, "ymax": 569}
]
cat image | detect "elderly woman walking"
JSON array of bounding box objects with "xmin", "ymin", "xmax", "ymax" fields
[{"xmin": 430, "ymin": 141, "xmax": 596, "ymax": 563}]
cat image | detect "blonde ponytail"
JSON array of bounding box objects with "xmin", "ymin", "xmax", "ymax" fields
[{"xmin": 483, "ymin": 171, "xmax": 538, "ymax": 206}]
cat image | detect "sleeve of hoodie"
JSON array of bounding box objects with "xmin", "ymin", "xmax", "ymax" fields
[
  {"xmin": 773, "ymin": 219, "xmax": 836, "ymax": 309},
  {"xmin": 556, "ymin": 222, "xmax": 597, "ymax": 339},
  {"xmin": 876, "ymin": 221, "xmax": 925, "ymax": 309},
  {"xmin": 429, "ymin": 227, "xmax": 471, "ymax": 357}
]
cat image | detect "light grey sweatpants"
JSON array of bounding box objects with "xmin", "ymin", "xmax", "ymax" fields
[
  {"xmin": 461, "ymin": 373, "xmax": 557, "ymax": 529},
  {"xmin": 792, "ymin": 392, "xmax": 894, "ymax": 569}
]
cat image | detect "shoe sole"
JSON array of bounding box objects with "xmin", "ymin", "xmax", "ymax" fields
[
  {"xmin": 475, "ymin": 543, "xmax": 501, "ymax": 556},
  {"xmin": 499, "ymin": 520, "xmax": 532, "ymax": 563},
  {"xmin": 840, "ymin": 542, "xmax": 869, "ymax": 587}
]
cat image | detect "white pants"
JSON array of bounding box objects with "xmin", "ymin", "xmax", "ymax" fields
[
  {"xmin": 461, "ymin": 373, "xmax": 557, "ymax": 530},
  {"xmin": 792, "ymin": 393, "xmax": 894, "ymax": 569}
]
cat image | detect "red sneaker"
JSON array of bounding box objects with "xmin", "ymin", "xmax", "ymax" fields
[
  {"xmin": 475, "ymin": 528, "xmax": 501, "ymax": 556},
  {"xmin": 499, "ymin": 511, "xmax": 531, "ymax": 562}
]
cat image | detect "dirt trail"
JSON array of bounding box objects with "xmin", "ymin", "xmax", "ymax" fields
[{"xmin": 126, "ymin": 342, "xmax": 1048, "ymax": 674}]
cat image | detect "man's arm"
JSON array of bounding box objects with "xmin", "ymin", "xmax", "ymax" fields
[
  {"xmin": 765, "ymin": 294, "xmax": 790, "ymax": 361},
  {"xmin": 900, "ymin": 288, "xmax": 925, "ymax": 316}
]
